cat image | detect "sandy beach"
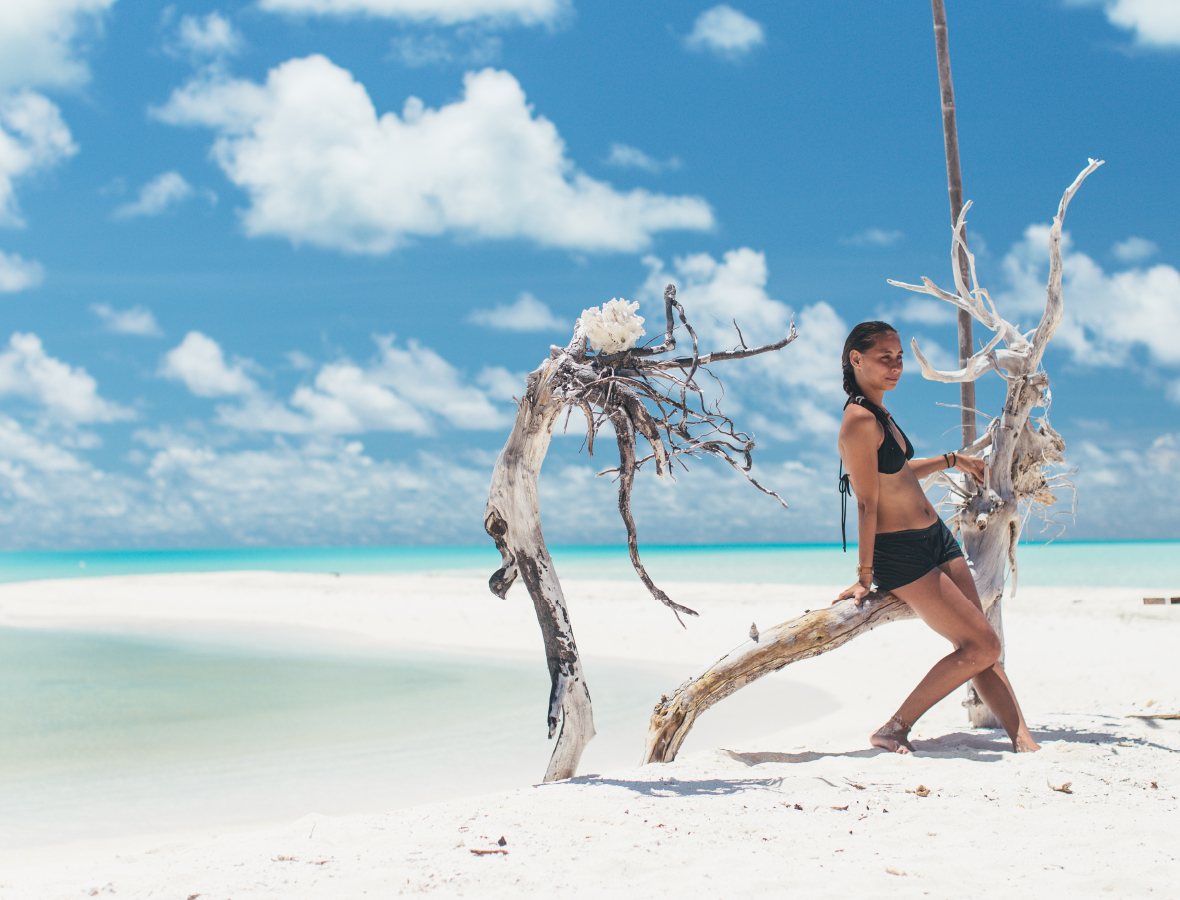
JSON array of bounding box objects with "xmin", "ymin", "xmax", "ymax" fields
[{"xmin": 0, "ymin": 571, "xmax": 1177, "ymax": 898}]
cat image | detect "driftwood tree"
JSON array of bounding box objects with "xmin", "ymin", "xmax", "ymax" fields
[
  {"xmin": 643, "ymin": 160, "xmax": 1102, "ymax": 764},
  {"xmin": 484, "ymin": 289, "xmax": 797, "ymax": 782}
]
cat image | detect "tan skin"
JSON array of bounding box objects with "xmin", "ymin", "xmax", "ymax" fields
[{"xmin": 835, "ymin": 331, "xmax": 1040, "ymax": 754}]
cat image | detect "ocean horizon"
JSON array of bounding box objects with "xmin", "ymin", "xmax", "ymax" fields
[{"xmin": 0, "ymin": 539, "xmax": 1176, "ymax": 588}]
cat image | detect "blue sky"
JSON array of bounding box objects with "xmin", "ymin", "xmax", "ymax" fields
[{"xmin": 0, "ymin": 0, "xmax": 1177, "ymax": 549}]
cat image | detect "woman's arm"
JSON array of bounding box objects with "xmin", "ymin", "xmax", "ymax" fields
[
  {"xmin": 836, "ymin": 409, "xmax": 882, "ymax": 605},
  {"xmin": 908, "ymin": 452, "xmax": 986, "ymax": 481}
]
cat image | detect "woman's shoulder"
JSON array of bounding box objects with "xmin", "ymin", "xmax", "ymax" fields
[{"xmin": 840, "ymin": 401, "xmax": 882, "ymax": 437}]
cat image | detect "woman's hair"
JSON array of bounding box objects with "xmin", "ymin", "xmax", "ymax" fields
[{"xmin": 841, "ymin": 321, "xmax": 898, "ymax": 405}]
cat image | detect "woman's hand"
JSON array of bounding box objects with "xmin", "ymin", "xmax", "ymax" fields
[
  {"xmin": 835, "ymin": 580, "xmax": 874, "ymax": 606},
  {"xmin": 954, "ymin": 453, "xmax": 986, "ymax": 482}
]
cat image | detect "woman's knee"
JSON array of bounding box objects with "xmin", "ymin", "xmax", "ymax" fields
[{"xmin": 962, "ymin": 629, "xmax": 1001, "ymax": 671}]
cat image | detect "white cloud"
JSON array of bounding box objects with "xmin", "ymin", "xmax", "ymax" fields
[
  {"xmin": 0, "ymin": 0, "xmax": 116, "ymax": 91},
  {"xmin": 606, "ymin": 143, "xmax": 681, "ymax": 174},
  {"xmin": 0, "ymin": 250, "xmax": 43, "ymax": 292},
  {"xmin": 154, "ymin": 56, "xmax": 714, "ymax": 254},
  {"xmin": 1066, "ymin": 0, "xmax": 1180, "ymax": 48},
  {"xmin": 0, "ymin": 414, "xmax": 85, "ymax": 475},
  {"xmin": 639, "ymin": 248, "xmax": 848, "ymax": 437},
  {"xmin": 1111, "ymin": 235, "xmax": 1158, "ymax": 263},
  {"xmin": 277, "ymin": 335, "xmax": 509, "ymax": 434},
  {"xmin": 388, "ymin": 30, "xmax": 502, "ymax": 67},
  {"xmin": 160, "ymin": 331, "xmax": 258, "ymax": 397},
  {"xmin": 0, "ymin": 331, "xmax": 133, "ymax": 422},
  {"xmin": 162, "ymin": 331, "xmax": 508, "ymax": 435},
  {"xmin": 258, "ymin": 0, "xmax": 568, "ymax": 26},
  {"xmin": 884, "ymin": 296, "xmax": 958, "ymax": 326},
  {"xmin": 476, "ymin": 365, "xmax": 524, "ymax": 401},
  {"xmin": 91, "ymin": 303, "xmax": 162, "ymax": 336},
  {"xmin": 467, "ymin": 291, "xmax": 567, "ymax": 332},
  {"xmin": 0, "ymin": 91, "xmax": 77, "ymax": 228},
  {"xmin": 998, "ymin": 224, "xmax": 1180, "ymax": 370},
  {"xmin": 176, "ymin": 12, "xmax": 243, "ymax": 60},
  {"xmin": 113, "ymin": 171, "xmax": 194, "ymax": 219},
  {"xmin": 686, "ymin": 5, "xmax": 765, "ymax": 59},
  {"xmin": 841, "ymin": 227, "xmax": 904, "ymax": 248}
]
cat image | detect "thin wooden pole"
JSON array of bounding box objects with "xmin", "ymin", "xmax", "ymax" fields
[{"xmin": 931, "ymin": 0, "xmax": 977, "ymax": 447}]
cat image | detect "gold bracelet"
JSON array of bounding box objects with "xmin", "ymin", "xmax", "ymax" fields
[{"xmin": 856, "ymin": 564, "xmax": 873, "ymax": 576}]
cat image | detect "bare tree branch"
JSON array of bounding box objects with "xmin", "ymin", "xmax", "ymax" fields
[{"xmin": 484, "ymin": 283, "xmax": 798, "ymax": 780}]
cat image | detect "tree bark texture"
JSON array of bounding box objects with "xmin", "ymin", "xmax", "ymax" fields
[
  {"xmin": 642, "ymin": 160, "xmax": 1102, "ymax": 763},
  {"xmin": 931, "ymin": 0, "xmax": 977, "ymax": 449}
]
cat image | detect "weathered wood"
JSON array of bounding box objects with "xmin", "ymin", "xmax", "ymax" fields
[
  {"xmin": 642, "ymin": 161, "xmax": 1102, "ymax": 761},
  {"xmin": 485, "ymin": 340, "xmax": 595, "ymax": 781},
  {"xmin": 644, "ymin": 593, "xmax": 915, "ymax": 764},
  {"xmin": 930, "ymin": 0, "xmax": 977, "ymax": 449},
  {"xmin": 902, "ymin": 159, "xmax": 1100, "ymax": 725},
  {"xmin": 485, "ymin": 288, "xmax": 797, "ymax": 781}
]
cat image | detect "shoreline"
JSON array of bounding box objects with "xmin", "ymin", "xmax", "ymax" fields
[{"xmin": 0, "ymin": 572, "xmax": 1177, "ymax": 896}]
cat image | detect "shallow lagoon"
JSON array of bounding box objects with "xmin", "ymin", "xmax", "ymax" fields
[{"xmin": 0, "ymin": 626, "xmax": 829, "ymax": 849}]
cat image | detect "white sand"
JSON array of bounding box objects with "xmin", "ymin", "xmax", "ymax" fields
[{"xmin": 0, "ymin": 572, "xmax": 1177, "ymax": 898}]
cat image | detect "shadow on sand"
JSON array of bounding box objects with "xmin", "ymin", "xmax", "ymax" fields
[
  {"xmin": 714, "ymin": 722, "xmax": 1178, "ymax": 767},
  {"xmin": 551, "ymin": 774, "xmax": 787, "ymax": 797}
]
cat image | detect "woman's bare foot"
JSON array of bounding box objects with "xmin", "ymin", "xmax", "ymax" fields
[
  {"xmin": 871, "ymin": 714, "xmax": 914, "ymax": 754},
  {"xmin": 1015, "ymin": 730, "xmax": 1041, "ymax": 753}
]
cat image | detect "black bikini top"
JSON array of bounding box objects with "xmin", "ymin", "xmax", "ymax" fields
[
  {"xmin": 838, "ymin": 396, "xmax": 914, "ymax": 551},
  {"xmin": 847, "ymin": 396, "xmax": 913, "ymax": 474}
]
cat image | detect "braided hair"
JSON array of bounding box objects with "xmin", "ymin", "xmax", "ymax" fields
[{"xmin": 841, "ymin": 321, "xmax": 898, "ymax": 420}]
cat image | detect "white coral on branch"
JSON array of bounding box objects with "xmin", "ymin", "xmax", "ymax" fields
[{"xmin": 578, "ymin": 298, "xmax": 645, "ymax": 354}]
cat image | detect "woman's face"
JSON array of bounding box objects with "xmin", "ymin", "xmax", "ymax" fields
[{"xmin": 851, "ymin": 331, "xmax": 903, "ymax": 393}]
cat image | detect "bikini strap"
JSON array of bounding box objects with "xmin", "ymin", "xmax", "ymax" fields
[{"xmin": 838, "ymin": 461, "xmax": 852, "ymax": 552}]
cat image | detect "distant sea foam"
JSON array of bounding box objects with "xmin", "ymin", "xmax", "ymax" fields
[{"xmin": 0, "ymin": 541, "xmax": 1175, "ymax": 588}]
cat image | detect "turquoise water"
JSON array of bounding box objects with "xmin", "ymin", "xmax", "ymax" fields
[
  {"xmin": 0, "ymin": 627, "xmax": 829, "ymax": 848},
  {"xmin": 0, "ymin": 540, "xmax": 1176, "ymax": 587}
]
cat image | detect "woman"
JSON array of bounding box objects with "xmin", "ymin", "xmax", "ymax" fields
[{"xmin": 836, "ymin": 320, "xmax": 1039, "ymax": 754}]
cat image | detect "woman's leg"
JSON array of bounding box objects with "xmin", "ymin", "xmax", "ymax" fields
[
  {"xmin": 870, "ymin": 567, "xmax": 1001, "ymax": 753},
  {"xmin": 939, "ymin": 557, "xmax": 1040, "ymax": 752}
]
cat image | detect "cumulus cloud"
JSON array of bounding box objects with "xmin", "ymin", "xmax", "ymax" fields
[
  {"xmin": 1111, "ymin": 235, "xmax": 1158, "ymax": 263},
  {"xmin": 159, "ymin": 331, "xmax": 258, "ymax": 397},
  {"xmin": 1066, "ymin": 0, "xmax": 1180, "ymax": 48},
  {"xmin": 154, "ymin": 56, "xmax": 713, "ymax": 254},
  {"xmin": 279, "ymin": 335, "xmax": 509, "ymax": 434},
  {"xmin": 639, "ymin": 248, "xmax": 848, "ymax": 437},
  {"xmin": 882, "ymin": 296, "xmax": 958, "ymax": 326},
  {"xmin": 91, "ymin": 303, "xmax": 163, "ymax": 336},
  {"xmin": 467, "ymin": 291, "xmax": 567, "ymax": 332},
  {"xmin": 0, "ymin": 250, "xmax": 44, "ymax": 292},
  {"xmin": 258, "ymin": 0, "xmax": 568, "ymax": 26},
  {"xmin": 606, "ymin": 143, "xmax": 682, "ymax": 174},
  {"xmin": 840, "ymin": 227, "xmax": 904, "ymax": 248},
  {"xmin": 0, "ymin": 332, "xmax": 133, "ymax": 422},
  {"xmin": 0, "ymin": 0, "xmax": 116, "ymax": 91},
  {"xmin": 476, "ymin": 365, "xmax": 524, "ymax": 401},
  {"xmin": 686, "ymin": 5, "xmax": 765, "ymax": 59},
  {"xmin": 998, "ymin": 224, "xmax": 1180, "ymax": 373},
  {"xmin": 0, "ymin": 91, "xmax": 77, "ymax": 228},
  {"xmin": 113, "ymin": 171, "xmax": 195, "ymax": 219},
  {"xmin": 161, "ymin": 331, "xmax": 509, "ymax": 435},
  {"xmin": 175, "ymin": 12, "xmax": 243, "ymax": 60}
]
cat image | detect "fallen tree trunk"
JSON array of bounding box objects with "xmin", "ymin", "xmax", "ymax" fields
[
  {"xmin": 643, "ymin": 159, "xmax": 1102, "ymax": 763},
  {"xmin": 644, "ymin": 592, "xmax": 914, "ymax": 764}
]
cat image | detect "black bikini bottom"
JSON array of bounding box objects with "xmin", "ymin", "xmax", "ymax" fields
[{"xmin": 872, "ymin": 520, "xmax": 964, "ymax": 592}]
